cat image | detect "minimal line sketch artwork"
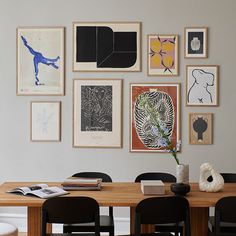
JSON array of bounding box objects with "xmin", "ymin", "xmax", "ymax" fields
[
  {"xmin": 17, "ymin": 27, "xmax": 65, "ymax": 95},
  {"xmin": 21, "ymin": 36, "xmax": 60, "ymax": 86},
  {"xmin": 36, "ymin": 108, "xmax": 54, "ymax": 134},
  {"xmin": 31, "ymin": 102, "xmax": 61, "ymax": 141},
  {"xmin": 81, "ymin": 86, "xmax": 112, "ymax": 132},
  {"xmin": 189, "ymin": 113, "xmax": 212, "ymax": 145},
  {"xmin": 73, "ymin": 79, "xmax": 122, "ymax": 148},
  {"xmin": 186, "ymin": 66, "xmax": 219, "ymax": 106}
]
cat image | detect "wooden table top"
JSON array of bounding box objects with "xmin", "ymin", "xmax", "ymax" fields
[{"xmin": 1, "ymin": 182, "xmax": 236, "ymax": 207}]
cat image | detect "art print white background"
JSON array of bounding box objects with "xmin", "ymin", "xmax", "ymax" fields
[
  {"xmin": 17, "ymin": 28, "xmax": 64, "ymax": 95},
  {"xmin": 31, "ymin": 102, "xmax": 60, "ymax": 141},
  {"xmin": 187, "ymin": 66, "xmax": 218, "ymax": 106}
]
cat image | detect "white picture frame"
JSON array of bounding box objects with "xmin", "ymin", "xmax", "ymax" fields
[{"xmin": 31, "ymin": 101, "xmax": 61, "ymax": 141}]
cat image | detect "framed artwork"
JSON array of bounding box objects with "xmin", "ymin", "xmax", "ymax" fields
[
  {"xmin": 73, "ymin": 22, "xmax": 141, "ymax": 72},
  {"xmin": 130, "ymin": 83, "xmax": 180, "ymax": 152},
  {"xmin": 189, "ymin": 113, "xmax": 213, "ymax": 145},
  {"xmin": 185, "ymin": 27, "xmax": 208, "ymax": 58},
  {"xmin": 30, "ymin": 101, "xmax": 61, "ymax": 141},
  {"xmin": 186, "ymin": 65, "xmax": 219, "ymax": 106},
  {"xmin": 148, "ymin": 35, "xmax": 179, "ymax": 76},
  {"xmin": 17, "ymin": 27, "xmax": 65, "ymax": 95},
  {"xmin": 73, "ymin": 79, "xmax": 123, "ymax": 148}
]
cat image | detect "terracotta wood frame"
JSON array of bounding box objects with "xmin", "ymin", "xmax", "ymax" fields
[
  {"xmin": 30, "ymin": 101, "xmax": 61, "ymax": 142},
  {"xmin": 72, "ymin": 22, "xmax": 141, "ymax": 72},
  {"xmin": 16, "ymin": 27, "xmax": 65, "ymax": 96},
  {"xmin": 73, "ymin": 79, "xmax": 123, "ymax": 148},
  {"xmin": 186, "ymin": 65, "xmax": 219, "ymax": 106},
  {"xmin": 189, "ymin": 113, "xmax": 213, "ymax": 145},
  {"xmin": 130, "ymin": 83, "xmax": 181, "ymax": 152},
  {"xmin": 147, "ymin": 34, "xmax": 179, "ymax": 76},
  {"xmin": 184, "ymin": 27, "xmax": 208, "ymax": 58}
]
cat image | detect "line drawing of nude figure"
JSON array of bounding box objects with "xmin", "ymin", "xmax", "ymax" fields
[
  {"xmin": 21, "ymin": 35, "xmax": 60, "ymax": 86},
  {"xmin": 187, "ymin": 69, "xmax": 215, "ymax": 104}
]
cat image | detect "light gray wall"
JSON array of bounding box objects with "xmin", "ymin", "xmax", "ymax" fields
[{"xmin": 0, "ymin": 0, "xmax": 236, "ymax": 221}]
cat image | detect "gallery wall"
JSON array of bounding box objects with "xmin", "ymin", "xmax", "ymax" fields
[{"xmin": 0, "ymin": 0, "xmax": 236, "ymax": 231}]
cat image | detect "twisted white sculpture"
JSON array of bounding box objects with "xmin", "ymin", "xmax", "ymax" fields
[{"xmin": 199, "ymin": 163, "xmax": 224, "ymax": 192}]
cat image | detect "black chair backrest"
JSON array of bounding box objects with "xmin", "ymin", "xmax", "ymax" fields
[
  {"xmin": 42, "ymin": 196, "xmax": 100, "ymax": 236},
  {"xmin": 135, "ymin": 172, "xmax": 176, "ymax": 183},
  {"xmin": 215, "ymin": 196, "xmax": 236, "ymax": 223},
  {"xmin": 135, "ymin": 196, "xmax": 190, "ymax": 236},
  {"xmin": 72, "ymin": 172, "xmax": 112, "ymax": 182},
  {"xmin": 208, "ymin": 173, "xmax": 236, "ymax": 183},
  {"xmin": 221, "ymin": 173, "xmax": 236, "ymax": 183}
]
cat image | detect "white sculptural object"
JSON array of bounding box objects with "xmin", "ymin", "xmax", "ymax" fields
[{"xmin": 199, "ymin": 162, "xmax": 224, "ymax": 192}]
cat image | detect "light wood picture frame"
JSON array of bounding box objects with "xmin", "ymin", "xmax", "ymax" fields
[
  {"xmin": 186, "ymin": 65, "xmax": 219, "ymax": 106},
  {"xmin": 185, "ymin": 27, "xmax": 208, "ymax": 58},
  {"xmin": 148, "ymin": 34, "xmax": 179, "ymax": 76},
  {"xmin": 130, "ymin": 83, "xmax": 181, "ymax": 152},
  {"xmin": 30, "ymin": 101, "xmax": 61, "ymax": 142},
  {"xmin": 17, "ymin": 27, "xmax": 65, "ymax": 95},
  {"xmin": 189, "ymin": 113, "xmax": 213, "ymax": 145},
  {"xmin": 73, "ymin": 79, "xmax": 123, "ymax": 148},
  {"xmin": 73, "ymin": 22, "xmax": 141, "ymax": 72}
]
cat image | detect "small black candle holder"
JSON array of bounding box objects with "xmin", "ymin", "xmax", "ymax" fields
[{"xmin": 170, "ymin": 183, "xmax": 191, "ymax": 196}]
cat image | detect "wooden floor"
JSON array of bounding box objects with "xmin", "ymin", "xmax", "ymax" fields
[{"xmin": 19, "ymin": 233, "xmax": 27, "ymax": 236}]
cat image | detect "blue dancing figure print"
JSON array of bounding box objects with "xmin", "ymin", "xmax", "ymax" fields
[{"xmin": 21, "ymin": 36, "xmax": 60, "ymax": 86}]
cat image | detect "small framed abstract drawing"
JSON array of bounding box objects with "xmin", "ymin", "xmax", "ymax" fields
[
  {"xmin": 148, "ymin": 35, "xmax": 179, "ymax": 76},
  {"xmin": 185, "ymin": 27, "xmax": 208, "ymax": 58},
  {"xmin": 17, "ymin": 27, "xmax": 65, "ymax": 95},
  {"xmin": 189, "ymin": 113, "xmax": 213, "ymax": 145},
  {"xmin": 130, "ymin": 83, "xmax": 180, "ymax": 152},
  {"xmin": 73, "ymin": 22, "xmax": 141, "ymax": 72},
  {"xmin": 73, "ymin": 79, "xmax": 122, "ymax": 148},
  {"xmin": 186, "ymin": 65, "xmax": 219, "ymax": 106},
  {"xmin": 30, "ymin": 101, "xmax": 61, "ymax": 142}
]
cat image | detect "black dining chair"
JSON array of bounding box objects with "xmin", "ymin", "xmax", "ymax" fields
[
  {"xmin": 63, "ymin": 172, "xmax": 114, "ymax": 236},
  {"xmin": 209, "ymin": 196, "xmax": 236, "ymax": 236},
  {"xmin": 208, "ymin": 173, "xmax": 236, "ymax": 235},
  {"xmin": 42, "ymin": 196, "xmax": 100, "ymax": 236},
  {"xmin": 135, "ymin": 172, "xmax": 183, "ymax": 236},
  {"xmin": 135, "ymin": 196, "xmax": 191, "ymax": 236}
]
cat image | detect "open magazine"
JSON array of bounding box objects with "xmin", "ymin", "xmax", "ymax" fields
[{"xmin": 7, "ymin": 183, "xmax": 68, "ymax": 199}]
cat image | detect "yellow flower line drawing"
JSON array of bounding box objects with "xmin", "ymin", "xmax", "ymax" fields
[{"xmin": 149, "ymin": 36, "xmax": 176, "ymax": 74}]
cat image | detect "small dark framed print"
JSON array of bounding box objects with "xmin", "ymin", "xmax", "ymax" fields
[
  {"xmin": 189, "ymin": 113, "xmax": 213, "ymax": 145},
  {"xmin": 185, "ymin": 27, "xmax": 208, "ymax": 58}
]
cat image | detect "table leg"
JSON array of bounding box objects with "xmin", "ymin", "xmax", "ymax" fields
[
  {"xmin": 130, "ymin": 207, "xmax": 155, "ymax": 234},
  {"xmin": 190, "ymin": 207, "xmax": 209, "ymax": 236},
  {"xmin": 28, "ymin": 206, "xmax": 52, "ymax": 236}
]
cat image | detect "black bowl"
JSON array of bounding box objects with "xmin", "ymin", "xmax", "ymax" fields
[{"xmin": 170, "ymin": 183, "xmax": 191, "ymax": 196}]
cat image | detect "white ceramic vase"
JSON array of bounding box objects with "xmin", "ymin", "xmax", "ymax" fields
[{"xmin": 176, "ymin": 164, "xmax": 189, "ymax": 184}]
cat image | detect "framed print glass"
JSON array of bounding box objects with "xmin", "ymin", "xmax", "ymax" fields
[
  {"xmin": 17, "ymin": 27, "xmax": 65, "ymax": 95},
  {"xmin": 148, "ymin": 35, "xmax": 179, "ymax": 76},
  {"xmin": 30, "ymin": 101, "xmax": 61, "ymax": 141},
  {"xmin": 189, "ymin": 113, "xmax": 213, "ymax": 145},
  {"xmin": 186, "ymin": 65, "xmax": 219, "ymax": 106},
  {"xmin": 130, "ymin": 83, "xmax": 180, "ymax": 152},
  {"xmin": 73, "ymin": 79, "xmax": 122, "ymax": 148},
  {"xmin": 185, "ymin": 27, "xmax": 208, "ymax": 58},
  {"xmin": 73, "ymin": 22, "xmax": 141, "ymax": 72}
]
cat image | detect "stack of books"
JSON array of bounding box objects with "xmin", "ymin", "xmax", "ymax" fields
[{"xmin": 62, "ymin": 177, "xmax": 102, "ymax": 191}]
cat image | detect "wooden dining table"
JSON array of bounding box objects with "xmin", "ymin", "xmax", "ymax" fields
[{"xmin": 1, "ymin": 182, "xmax": 236, "ymax": 236}]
